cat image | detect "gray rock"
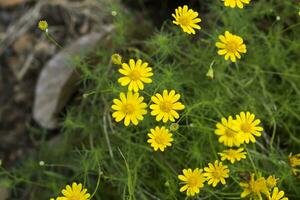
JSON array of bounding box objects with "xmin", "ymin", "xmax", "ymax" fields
[{"xmin": 33, "ymin": 27, "xmax": 112, "ymax": 129}]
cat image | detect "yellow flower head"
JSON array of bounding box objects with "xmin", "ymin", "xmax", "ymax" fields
[
  {"xmin": 218, "ymin": 148, "xmax": 247, "ymax": 164},
  {"xmin": 118, "ymin": 59, "xmax": 153, "ymax": 92},
  {"xmin": 111, "ymin": 92, "xmax": 147, "ymax": 126},
  {"xmin": 234, "ymin": 112, "xmax": 263, "ymax": 144},
  {"xmin": 111, "ymin": 53, "xmax": 122, "ymax": 65},
  {"xmin": 203, "ymin": 160, "xmax": 230, "ymax": 187},
  {"xmin": 147, "ymin": 126, "xmax": 173, "ymax": 152},
  {"xmin": 224, "ymin": 0, "xmax": 251, "ymax": 9},
  {"xmin": 269, "ymin": 187, "xmax": 288, "ymax": 200},
  {"xmin": 178, "ymin": 168, "xmax": 205, "ymax": 196},
  {"xmin": 240, "ymin": 174, "xmax": 270, "ymax": 200},
  {"xmin": 216, "ymin": 31, "xmax": 247, "ymax": 62},
  {"xmin": 288, "ymin": 153, "xmax": 300, "ymax": 175},
  {"xmin": 266, "ymin": 175, "xmax": 278, "ymax": 189},
  {"xmin": 215, "ymin": 116, "xmax": 242, "ymax": 147},
  {"xmin": 172, "ymin": 5, "xmax": 201, "ymax": 35},
  {"xmin": 150, "ymin": 90, "xmax": 185, "ymax": 123},
  {"xmin": 38, "ymin": 20, "xmax": 48, "ymax": 31},
  {"xmin": 56, "ymin": 182, "xmax": 90, "ymax": 200}
]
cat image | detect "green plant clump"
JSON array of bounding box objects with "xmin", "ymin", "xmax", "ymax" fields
[{"xmin": 1, "ymin": 0, "xmax": 300, "ymax": 199}]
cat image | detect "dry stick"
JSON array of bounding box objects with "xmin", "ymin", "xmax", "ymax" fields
[{"xmin": 17, "ymin": 52, "xmax": 35, "ymax": 80}]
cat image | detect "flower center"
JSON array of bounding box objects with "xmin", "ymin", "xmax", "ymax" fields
[
  {"xmin": 154, "ymin": 134, "xmax": 165, "ymax": 145},
  {"xmin": 160, "ymin": 101, "xmax": 172, "ymax": 112},
  {"xmin": 241, "ymin": 123, "xmax": 251, "ymax": 133},
  {"xmin": 178, "ymin": 16, "xmax": 190, "ymax": 26},
  {"xmin": 227, "ymin": 150, "xmax": 236, "ymax": 157},
  {"xmin": 69, "ymin": 195, "xmax": 80, "ymax": 200},
  {"xmin": 122, "ymin": 103, "xmax": 135, "ymax": 114},
  {"xmin": 226, "ymin": 40, "xmax": 239, "ymax": 53},
  {"xmin": 129, "ymin": 70, "xmax": 141, "ymax": 81},
  {"xmin": 251, "ymin": 179, "xmax": 265, "ymax": 194},
  {"xmin": 212, "ymin": 169, "xmax": 223, "ymax": 179},
  {"xmin": 188, "ymin": 176, "xmax": 200, "ymax": 187},
  {"xmin": 225, "ymin": 128, "xmax": 236, "ymax": 137}
]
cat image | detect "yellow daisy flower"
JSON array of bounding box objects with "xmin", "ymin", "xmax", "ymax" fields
[
  {"xmin": 203, "ymin": 160, "xmax": 229, "ymax": 187},
  {"xmin": 224, "ymin": 0, "xmax": 251, "ymax": 9},
  {"xmin": 240, "ymin": 174, "xmax": 270, "ymax": 200},
  {"xmin": 172, "ymin": 5, "xmax": 201, "ymax": 34},
  {"xmin": 288, "ymin": 152, "xmax": 300, "ymax": 175},
  {"xmin": 111, "ymin": 92, "xmax": 147, "ymax": 126},
  {"xmin": 234, "ymin": 112, "xmax": 263, "ymax": 144},
  {"xmin": 118, "ymin": 59, "xmax": 153, "ymax": 92},
  {"xmin": 216, "ymin": 31, "xmax": 247, "ymax": 62},
  {"xmin": 56, "ymin": 182, "xmax": 90, "ymax": 200},
  {"xmin": 218, "ymin": 148, "xmax": 247, "ymax": 164},
  {"xmin": 147, "ymin": 126, "xmax": 173, "ymax": 152},
  {"xmin": 269, "ymin": 187, "xmax": 288, "ymax": 200},
  {"xmin": 38, "ymin": 20, "xmax": 48, "ymax": 31},
  {"xmin": 215, "ymin": 116, "xmax": 242, "ymax": 147},
  {"xmin": 178, "ymin": 168, "xmax": 206, "ymax": 196},
  {"xmin": 150, "ymin": 90, "xmax": 185, "ymax": 123},
  {"xmin": 266, "ymin": 175, "xmax": 278, "ymax": 189}
]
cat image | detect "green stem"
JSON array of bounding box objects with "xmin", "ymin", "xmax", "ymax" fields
[
  {"xmin": 244, "ymin": 145, "xmax": 257, "ymax": 174},
  {"xmin": 45, "ymin": 32, "xmax": 63, "ymax": 49}
]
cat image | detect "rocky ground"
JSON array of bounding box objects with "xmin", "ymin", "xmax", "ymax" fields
[{"xmin": 0, "ymin": 0, "xmax": 112, "ymax": 167}]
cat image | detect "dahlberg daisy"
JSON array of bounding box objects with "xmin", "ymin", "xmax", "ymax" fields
[
  {"xmin": 38, "ymin": 20, "xmax": 48, "ymax": 32},
  {"xmin": 172, "ymin": 5, "xmax": 201, "ymax": 35},
  {"xmin": 215, "ymin": 116, "xmax": 242, "ymax": 147},
  {"xmin": 56, "ymin": 182, "xmax": 90, "ymax": 200},
  {"xmin": 147, "ymin": 126, "xmax": 173, "ymax": 152},
  {"xmin": 269, "ymin": 187, "xmax": 288, "ymax": 200},
  {"xmin": 204, "ymin": 160, "xmax": 230, "ymax": 187},
  {"xmin": 178, "ymin": 168, "xmax": 206, "ymax": 196},
  {"xmin": 111, "ymin": 92, "xmax": 147, "ymax": 126},
  {"xmin": 288, "ymin": 152, "xmax": 300, "ymax": 175},
  {"xmin": 118, "ymin": 59, "xmax": 153, "ymax": 92},
  {"xmin": 216, "ymin": 31, "xmax": 247, "ymax": 62},
  {"xmin": 150, "ymin": 90, "xmax": 185, "ymax": 123},
  {"xmin": 223, "ymin": 0, "xmax": 251, "ymax": 9},
  {"xmin": 218, "ymin": 148, "xmax": 247, "ymax": 164},
  {"xmin": 234, "ymin": 111, "xmax": 263, "ymax": 144},
  {"xmin": 240, "ymin": 174, "xmax": 270, "ymax": 200},
  {"xmin": 266, "ymin": 175, "xmax": 278, "ymax": 189}
]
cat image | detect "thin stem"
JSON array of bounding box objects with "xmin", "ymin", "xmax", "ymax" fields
[{"xmin": 45, "ymin": 32, "xmax": 63, "ymax": 49}]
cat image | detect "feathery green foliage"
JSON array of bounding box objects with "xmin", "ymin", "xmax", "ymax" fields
[{"xmin": 1, "ymin": 0, "xmax": 300, "ymax": 199}]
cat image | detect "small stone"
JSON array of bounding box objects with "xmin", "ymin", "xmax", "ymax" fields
[{"xmin": 33, "ymin": 28, "xmax": 113, "ymax": 129}]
